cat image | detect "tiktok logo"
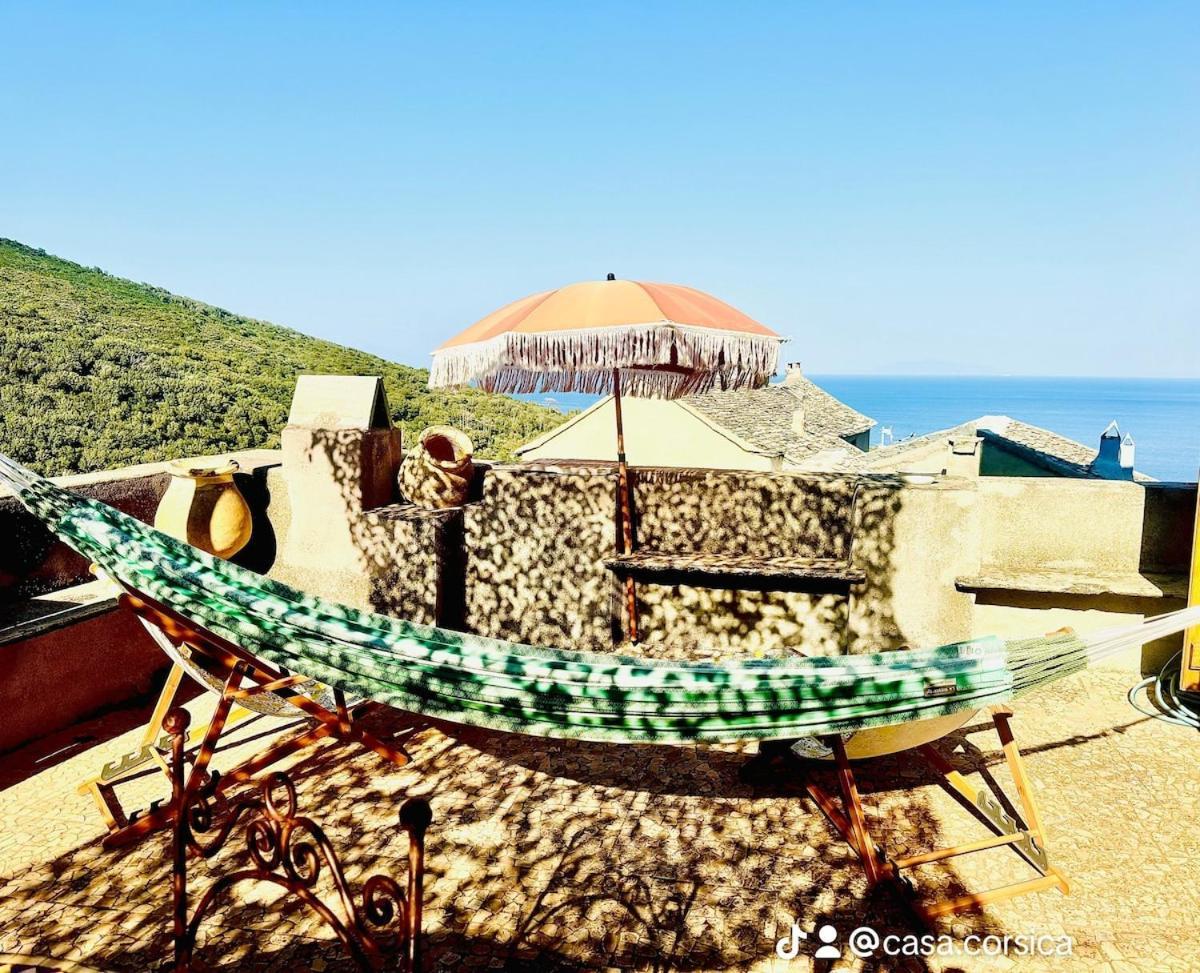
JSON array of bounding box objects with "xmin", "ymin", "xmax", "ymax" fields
[
  {"xmin": 775, "ymin": 922, "xmax": 806, "ymax": 960},
  {"xmin": 776, "ymin": 922, "xmax": 841, "ymax": 961}
]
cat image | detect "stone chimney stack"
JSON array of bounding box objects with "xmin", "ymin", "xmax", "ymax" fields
[
  {"xmin": 945, "ymin": 435, "xmax": 983, "ymax": 477},
  {"xmin": 1090, "ymin": 421, "xmax": 1134, "ymax": 480},
  {"xmin": 1120, "ymin": 433, "xmax": 1136, "ymax": 473},
  {"xmin": 784, "ymin": 363, "xmax": 807, "ymax": 434},
  {"xmin": 274, "ymin": 375, "xmax": 404, "ymax": 603},
  {"xmin": 782, "ymin": 362, "xmax": 804, "ymax": 387}
]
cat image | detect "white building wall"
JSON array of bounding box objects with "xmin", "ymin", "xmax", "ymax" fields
[{"xmin": 518, "ymin": 397, "xmax": 776, "ymax": 471}]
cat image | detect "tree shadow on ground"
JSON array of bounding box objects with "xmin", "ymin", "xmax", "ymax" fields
[
  {"xmin": 0, "ymin": 702, "xmax": 1026, "ymax": 971},
  {"xmin": 0, "ymin": 453, "xmax": 1027, "ymax": 970}
]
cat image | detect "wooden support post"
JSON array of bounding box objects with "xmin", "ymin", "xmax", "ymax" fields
[
  {"xmin": 144, "ymin": 664, "xmax": 186, "ymax": 749},
  {"xmin": 920, "ymin": 872, "xmax": 1068, "ymax": 920},
  {"xmin": 990, "ymin": 706, "xmax": 1047, "ymax": 849},
  {"xmin": 612, "ymin": 368, "xmax": 639, "ymax": 643},
  {"xmin": 830, "ymin": 736, "xmax": 882, "ymax": 884}
]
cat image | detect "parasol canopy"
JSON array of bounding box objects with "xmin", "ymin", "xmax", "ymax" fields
[
  {"xmin": 429, "ymin": 274, "xmax": 784, "ymax": 643},
  {"xmin": 429, "ymin": 276, "xmax": 783, "ymax": 397}
]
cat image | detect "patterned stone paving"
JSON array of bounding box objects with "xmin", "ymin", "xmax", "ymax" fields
[{"xmin": 0, "ymin": 669, "xmax": 1197, "ymax": 971}]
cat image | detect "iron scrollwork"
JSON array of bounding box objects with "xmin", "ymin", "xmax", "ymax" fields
[{"xmin": 165, "ymin": 708, "xmax": 431, "ymax": 972}]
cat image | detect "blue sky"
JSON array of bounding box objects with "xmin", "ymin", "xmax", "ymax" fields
[{"xmin": 3, "ymin": 3, "xmax": 1197, "ymax": 377}]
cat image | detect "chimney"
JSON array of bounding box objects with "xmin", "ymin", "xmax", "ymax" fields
[
  {"xmin": 782, "ymin": 362, "xmax": 804, "ymax": 387},
  {"xmin": 1090, "ymin": 420, "xmax": 1134, "ymax": 480},
  {"xmin": 1119, "ymin": 433, "xmax": 1136, "ymax": 472},
  {"xmin": 945, "ymin": 435, "xmax": 983, "ymax": 477}
]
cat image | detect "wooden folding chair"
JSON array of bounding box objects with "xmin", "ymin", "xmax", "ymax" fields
[
  {"xmin": 79, "ymin": 585, "xmax": 412, "ymax": 849},
  {"xmin": 802, "ymin": 706, "xmax": 1069, "ymax": 920}
]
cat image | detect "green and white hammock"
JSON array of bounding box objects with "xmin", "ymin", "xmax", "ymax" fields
[{"xmin": 3, "ymin": 454, "xmax": 1196, "ymax": 745}]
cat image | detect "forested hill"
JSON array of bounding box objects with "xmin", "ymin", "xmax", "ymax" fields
[{"xmin": 0, "ymin": 239, "xmax": 564, "ymax": 475}]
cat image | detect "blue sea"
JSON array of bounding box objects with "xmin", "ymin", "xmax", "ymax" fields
[{"xmin": 522, "ymin": 377, "xmax": 1200, "ymax": 482}]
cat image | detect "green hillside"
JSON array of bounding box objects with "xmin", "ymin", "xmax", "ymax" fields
[{"xmin": 0, "ymin": 239, "xmax": 565, "ymax": 475}]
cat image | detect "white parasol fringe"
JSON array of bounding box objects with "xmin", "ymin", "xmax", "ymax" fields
[{"xmin": 428, "ymin": 322, "xmax": 782, "ymax": 397}]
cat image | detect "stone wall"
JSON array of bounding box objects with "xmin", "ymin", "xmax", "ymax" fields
[
  {"xmin": 968, "ymin": 476, "xmax": 1194, "ymax": 670},
  {"xmin": 460, "ymin": 465, "xmax": 983, "ymax": 659},
  {"xmin": 457, "ymin": 463, "xmax": 1192, "ymax": 671},
  {"xmin": 3, "ymin": 453, "xmax": 1195, "ymax": 708}
]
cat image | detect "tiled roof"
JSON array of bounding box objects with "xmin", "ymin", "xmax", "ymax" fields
[
  {"xmin": 682, "ymin": 375, "xmax": 875, "ymax": 466},
  {"xmin": 973, "ymin": 416, "xmax": 1093, "ymax": 475},
  {"xmin": 846, "ymin": 421, "xmax": 977, "ymax": 471},
  {"xmin": 974, "ymin": 416, "xmax": 1152, "ymax": 481},
  {"xmin": 847, "ymin": 414, "xmax": 1152, "ymax": 481}
]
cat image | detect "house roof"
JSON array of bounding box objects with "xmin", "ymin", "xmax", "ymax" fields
[
  {"xmin": 516, "ymin": 383, "xmax": 1155, "ymax": 481},
  {"xmin": 516, "ymin": 372, "xmax": 876, "ymax": 467},
  {"xmin": 847, "ymin": 421, "xmax": 978, "ymax": 472},
  {"xmin": 681, "ymin": 374, "xmax": 875, "ymax": 466},
  {"xmin": 974, "ymin": 415, "xmax": 1152, "ymax": 481},
  {"xmin": 974, "ymin": 415, "xmax": 1097, "ymax": 476},
  {"xmin": 847, "ymin": 414, "xmax": 1153, "ymax": 481}
]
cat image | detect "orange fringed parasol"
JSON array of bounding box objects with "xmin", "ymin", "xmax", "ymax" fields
[
  {"xmin": 430, "ymin": 275, "xmax": 781, "ymax": 397},
  {"xmin": 429, "ymin": 274, "xmax": 784, "ymax": 640}
]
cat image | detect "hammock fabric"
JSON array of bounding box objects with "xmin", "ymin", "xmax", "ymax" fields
[{"xmin": 2, "ymin": 455, "xmax": 1195, "ymax": 745}]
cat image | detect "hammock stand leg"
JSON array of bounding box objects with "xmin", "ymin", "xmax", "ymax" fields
[
  {"xmin": 803, "ymin": 709, "xmax": 1069, "ymax": 921},
  {"xmin": 93, "ymin": 591, "xmax": 412, "ymax": 849}
]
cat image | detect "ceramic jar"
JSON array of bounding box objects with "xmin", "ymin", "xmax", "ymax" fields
[
  {"xmin": 398, "ymin": 426, "xmax": 474, "ymax": 509},
  {"xmin": 154, "ymin": 458, "xmax": 253, "ymax": 558}
]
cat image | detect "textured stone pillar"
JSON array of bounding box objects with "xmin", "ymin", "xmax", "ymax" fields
[{"xmin": 270, "ymin": 376, "xmax": 403, "ymax": 607}]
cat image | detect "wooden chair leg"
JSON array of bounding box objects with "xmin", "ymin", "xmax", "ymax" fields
[
  {"xmin": 92, "ymin": 591, "xmax": 416, "ymax": 847},
  {"xmin": 920, "ymin": 871, "xmax": 1068, "ymax": 920},
  {"xmin": 101, "ymin": 658, "xmax": 411, "ymax": 848},
  {"xmin": 801, "ymin": 716, "xmax": 1069, "ymax": 920},
  {"xmin": 103, "ymin": 665, "xmax": 247, "ymax": 848},
  {"xmin": 77, "ymin": 662, "xmax": 184, "ymax": 830},
  {"xmin": 80, "ymin": 700, "xmax": 265, "ymax": 830},
  {"xmin": 82, "ymin": 779, "xmax": 128, "ymax": 831},
  {"xmin": 802, "ymin": 738, "xmax": 892, "ymax": 886},
  {"xmin": 142, "ymin": 664, "xmax": 185, "ymax": 748}
]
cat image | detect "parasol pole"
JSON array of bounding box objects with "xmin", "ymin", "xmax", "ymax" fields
[{"xmin": 612, "ymin": 367, "xmax": 639, "ymax": 642}]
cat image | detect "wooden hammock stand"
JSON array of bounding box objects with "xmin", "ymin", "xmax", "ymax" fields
[
  {"xmin": 792, "ymin": 705, "xmax": 1069, "ymax": 920},
  {"xmin": 79, "ymin": 587, "xmax": 411, "ymax": 849},
  {"xmin": 83, "ymin": 583, "xmax": 1066, "ymax": 923}
]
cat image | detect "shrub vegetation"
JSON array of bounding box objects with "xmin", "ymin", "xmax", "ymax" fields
[{"xmin": 0, "ymin": 239, "xmax": 565, "ymax": 474}]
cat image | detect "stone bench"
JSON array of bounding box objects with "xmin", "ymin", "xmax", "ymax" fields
[
  {"xmin": 955, "ymin": 568, "xmax": 1187, "ymax": 601},
  {"xmin": 604, "ymin": 475, "xmax": 865, "ymax": 595},
  {"xmin": 604, "ymin": 551, "xmax": 865, "ymax": 585}
]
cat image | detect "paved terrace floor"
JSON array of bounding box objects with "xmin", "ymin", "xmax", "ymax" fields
[{"xmin": 0, "ymin": 669, "xmax": 1197, "ymax": 972}]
